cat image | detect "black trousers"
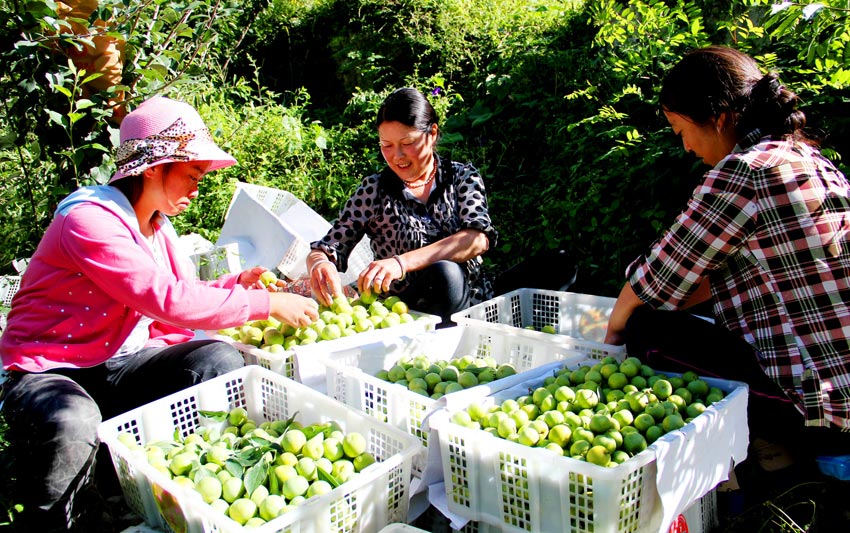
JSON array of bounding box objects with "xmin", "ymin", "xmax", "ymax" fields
[{"xmin": 2, "ymin": 339, "xmax": 244, "ymax": 532}]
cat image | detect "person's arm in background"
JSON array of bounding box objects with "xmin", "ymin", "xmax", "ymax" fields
[
  {"xmin": 358, "ymin": 228, "xmax": 489, "ymax": 295},
  {"xmin": 605, "ymin": 282, "xmax": 645, "ymax": 346},
  {"xmin": 605, "ymin": 277, "xmax": 712, "ymax": 345}
]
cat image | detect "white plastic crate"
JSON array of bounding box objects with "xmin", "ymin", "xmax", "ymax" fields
[
  {"xmin": 217, "ymin": 183, "xmax": 373, "ymax": 284},
  {"xmin": 321, "ymin": 326, "xmax": 595, "ymax": 476},
  {"xmin": 207, "ymin": 311, "xmax": 441, "ymax": 384},
  {"xmin": 1, "ymin": 275, "xmax": 21, "ymax": 308},
  {"xmin": 97, "ymin": 366, "xmax": 420, "ymax": 533},
  {"xmin": 453, "ymin": 490, "xmax": 717, "ymax": 533},
  {"xmin": 668, "ymin": 489, "xmax": 717, "ymax": 533},
  {"xmin": 379, "ymin": 525, "xmax": 430, "ymax": 533},
  {"xmin": 428, "ymin": 370, "xmax": 747, "ymax": 533},
  {"xmin": 451, "ymin": 289, "xmax": 624, "ymax": 360}
]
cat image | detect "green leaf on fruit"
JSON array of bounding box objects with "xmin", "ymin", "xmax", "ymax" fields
[
  {"xmin": 301, "ymin": 423, "xmax": 333, "ymax": 440},
  {"xmin": 233, "ymin": 446, "xmax": 265, "ymax": 467},
  {"xmin": 224, "ymin": 459, "xmax": 244, "ymax": 478},
  {"xmin": 317, "ymin": 466, "xmax": 341, "ymax": 488},
  {"xmin": 244, "ymin": 458, "xmax": 269, "ymax": 496},
  {"xmin": 278, "ymin": 412, "xmax": 300, "ymax": 437},
  {"xmin": 198, "ymin": 410, "xmax": 228, "ymax": 422}
]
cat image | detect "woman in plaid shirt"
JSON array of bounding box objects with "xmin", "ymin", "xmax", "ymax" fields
[{"xmin": 606, "ymin": 47, "xmax": 850, "ymax": 469}]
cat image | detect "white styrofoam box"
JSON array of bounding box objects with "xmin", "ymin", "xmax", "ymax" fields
[
  {"xmin": 428, "ymin": 370, "xmax": 747, "ymax": 533},
  {"xmin": 207, "ymin": 311, "xmax": 441, "ymax": 384},
  {"xmin": 321, "ymin": 326, "xmax": 595, "ymax": 477},
  {"xmin": 451, "ymin": 289, "xmax": 624, "ymax": 360},
  {"xmin": 220, "ymin": 183, "xmax": 373, "ymax": 284},
  {"xmin": 98, "ymin": 366, "xmax": 420, "ymax": 533}
]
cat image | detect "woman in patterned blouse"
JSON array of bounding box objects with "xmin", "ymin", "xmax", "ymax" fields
[
  {"xmin": 606, "ymin": 46, "xmax": 850, "ymax": 463},
  {"xmin": 307, "ymin": 87, "xmax": 498, "ymax": 324}
]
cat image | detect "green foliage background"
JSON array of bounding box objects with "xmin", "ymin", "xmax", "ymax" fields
[{"xmin": 1, "ymin": 0, "xmax": 848, "ymax": 298}]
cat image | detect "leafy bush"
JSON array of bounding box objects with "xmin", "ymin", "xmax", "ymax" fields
[{"xmin": 1, "ymin": 0, "xmax": 847, "ymax": 299}]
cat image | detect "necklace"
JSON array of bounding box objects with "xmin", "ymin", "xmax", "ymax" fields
[{"xmin": 404, "ymin": 160, "xmax": 437, "ymax": 190}]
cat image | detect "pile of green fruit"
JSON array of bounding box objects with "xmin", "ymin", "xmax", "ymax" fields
[
  {"xmin": 375, "ymin": 353, "xmax": 518, "ymax": 399},
  {"xmin": 524, "ymin": 324, "xmax": 558, "ymax": 334},
  {"xmin": 115, "ymin": 408, "xmax": 377, "ymax": 527},
  {"xmin": 218, "ymin": 294, "xmax": 427, "ymax": 353},
  {"xmin": 449, "ymin": 356, "xmax": 726, "ymax": 468}
]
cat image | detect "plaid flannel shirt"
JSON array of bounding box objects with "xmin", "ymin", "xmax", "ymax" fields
[{"xmin": 627, "ymin": 130, "xmax": 850, "ymax": 429}]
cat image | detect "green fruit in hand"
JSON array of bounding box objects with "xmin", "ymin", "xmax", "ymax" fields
[
  {"xmin": 258, "ymin": 271, "xmax": 278, "ymax": 288},
  {"xmin": 332, "ymin": 295, "xmax": 354, "ymax": 314},
  {"xmin": 359, "ymin": 291, "xmax": 378, "ymax": 305}
]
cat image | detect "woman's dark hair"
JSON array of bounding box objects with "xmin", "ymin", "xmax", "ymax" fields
[
  {"xmin": 660, "ymin": 45, "xmax": 813, "ymax": 145},
  {"xmin": 376, "ymin": 87, "xmax": 440, "ymax": 141},
  {"xmin": 111, "ymin": 163, "xmax": 174, "ymax": 206},
  {"xmin": 111, "ymin": 173, "xmax": 145, "ymax": 205}
]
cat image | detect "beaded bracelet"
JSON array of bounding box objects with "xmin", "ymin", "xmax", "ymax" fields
[{"xmin": 392, "ymin": 255, "xmax": 406, "ymax": 281}]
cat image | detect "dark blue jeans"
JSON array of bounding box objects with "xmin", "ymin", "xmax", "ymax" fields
[
  {"xmin": 1, "ymin": 339, "xmax": 243, "ymax": 532},
  {"xmin": 397, "ymin": 260, "xmax": 471, "ymax": 326}
]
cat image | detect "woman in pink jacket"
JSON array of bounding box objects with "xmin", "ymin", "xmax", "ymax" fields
[{"xmin": 0, "ymin": 96, "xmax": 318, "ymax": 531}]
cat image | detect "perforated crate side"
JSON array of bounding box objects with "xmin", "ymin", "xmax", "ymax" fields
[
  {"xmin": 233, "ymin": 183, "xmax": 300, "ymax": 218},
  {"xmin": 98, "ymin": 366, "xmax": 419, "ymax": 533},
  {"xmin": 1, "ymin": 275, "xmax": 21, "ymax": 307}
]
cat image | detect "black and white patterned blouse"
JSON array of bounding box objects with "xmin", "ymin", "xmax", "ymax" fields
[{"xmin": 311, "ymin": 155, "xmax": 498, "ymax": 304}]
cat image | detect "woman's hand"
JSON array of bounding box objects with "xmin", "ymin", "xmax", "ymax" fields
[
  {"xmin": 308, "ymin": 257, "xmax": 343, "ymax": 307},
  {"xmin": 357, "ymin": 257, "xmax": 405, "ymax": 296},
  {"xmin": 269, "ymin": 292, "xmax": 319, "ymax": 328},
  {"xmin": 237, "ymin": 267, "xmax": 286, "ymax": 292}
]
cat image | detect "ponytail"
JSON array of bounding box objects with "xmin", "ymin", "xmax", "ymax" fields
[
  {"xmin": 661, "ymin": 46, "xmax": 818, "ymax": 147},
  {"xmin": 740, "ymin": 72, "xmax": 810, "ymax": 143}
]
